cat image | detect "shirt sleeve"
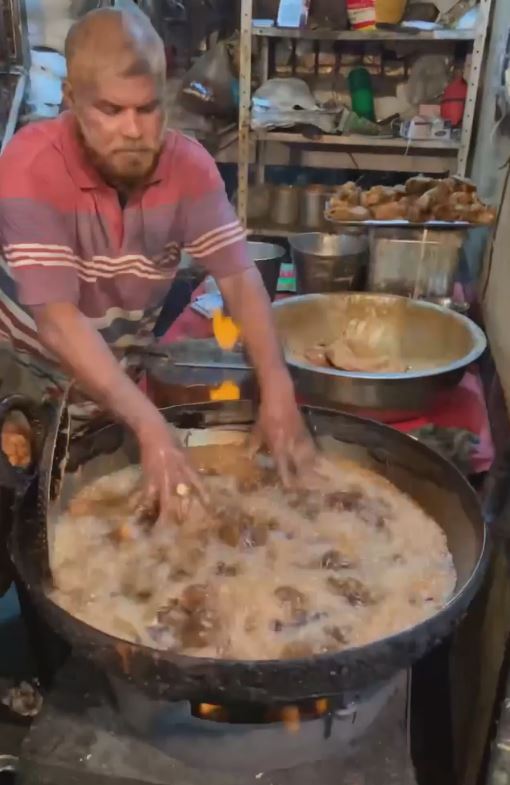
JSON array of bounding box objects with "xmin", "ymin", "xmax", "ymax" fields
[
  {"xmin": 0, "ymin": 153, "xmax": 79, "ymax": 308},
  {"xmin": 179, "ymin": 141, "xmax": 254, "ymax": 280}
]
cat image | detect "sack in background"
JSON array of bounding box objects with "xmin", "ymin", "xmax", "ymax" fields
[{"xmin": 180, "ymin": 43, "xmax": 236, "ymax": 117}]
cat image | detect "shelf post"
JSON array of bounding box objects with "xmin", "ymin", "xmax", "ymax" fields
[
  {"xmin": 255, "ymin": 35, "xmax": 269, "ymax": 186},
  {"xmin": 237, "ymin": 0, "xmax": 253, "ymax": 228},
  {"xmin": 458, "ymin": 0, "xmax": 494, "ymax": 176}
]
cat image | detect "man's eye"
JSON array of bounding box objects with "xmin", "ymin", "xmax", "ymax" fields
[
  {"xmin": 138, "ymin": 102, "xmax": 160, "ymax": 115},
  {"xmin": 101, "ymin": 105, "xmax": 121, "ymax": 116}
]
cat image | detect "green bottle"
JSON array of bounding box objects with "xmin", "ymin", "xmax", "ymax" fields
[{"xmin": 348, "ymin": 67, "xmax": 376, "ymax": 122}]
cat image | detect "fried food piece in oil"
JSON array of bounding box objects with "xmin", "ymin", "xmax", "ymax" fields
[
  {"xmin": 327, "ymin": 576, "xmax": 375, "ymax": 606},
  {"xmin": 1, "ymin": 422, "xmax": 31, "ymax": 467}
]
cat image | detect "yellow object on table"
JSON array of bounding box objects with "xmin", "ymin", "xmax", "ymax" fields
[
  {"xmin": 210, "ymin": 309, "xmax": 242, "ymax": 400},
  {"xmin": 209, "ymin": 381, "xmax": 241, "ymax": 402},
  {"xmin": 212, "ymin": 309, "xmax": 240, "ymax": 351},
  {"xmin": 375, "ymin": 0, "xmax": 407, "ymax": 23}
]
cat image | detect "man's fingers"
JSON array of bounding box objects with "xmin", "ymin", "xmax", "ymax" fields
[
  {"xmin": 152, "ymin": 465, "xmax": 208, "ymax": 528},
  {"xmin": 293, "ymin": 440, "xmax": 318, "ymax": 476},
  {"xmin": 183, "ymin": 466, "xmax": 209, "ymax": 506},
  {"xmin": 248, "ymin": 425, "xmax": 263, "ymax": 459},
  {"xmin": 140, "ymin": 478, "xmax": 158, "ymax": 513},
  {"xmin": 274, "ymin": 450, "xmax": 293, "ymax": 488},
  {"xmin": 156, "ymin": 473, "xmax": 186, "ymax": 526}
]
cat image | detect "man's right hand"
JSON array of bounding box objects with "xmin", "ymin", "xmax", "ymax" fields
[
  {"xmin": 136, "ymin": 414, "xmax": 206, "ymax": 523},
  {"xmin": 32, "ymin": 303, "xmax": 206, "ymax": 523}
]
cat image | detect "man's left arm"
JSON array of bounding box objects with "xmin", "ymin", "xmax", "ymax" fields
[
  {"xmin": 179, "ymin": 140, "xmax": 288, "ymax": 392},
  {"xmin": 218, "ymin": 265, "xmax": 291, "ymax": 398},
  {"xmin": 179, "ymin": 141, "xmax": 315, "ymax": 479},
  {"xmin": 219, "ymin": 266, "xmax": 317, "ymax": 482}
]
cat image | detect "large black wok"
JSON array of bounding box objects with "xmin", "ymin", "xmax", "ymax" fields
[{"xmin": 0, "ymin": 397, "xmax": 489, "ymax": 705}]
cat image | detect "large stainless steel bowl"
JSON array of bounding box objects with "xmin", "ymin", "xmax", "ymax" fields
[
  {"xmin": 289, "ymin": 232, "xmax": 368, "ymax": 294},
  {"xmin": 273, "ymin": 293, "xmax": 487, "ymax": 422}
]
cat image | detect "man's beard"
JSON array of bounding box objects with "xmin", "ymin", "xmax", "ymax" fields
[{"xmin": 76, "ymin": 127, "xmax": 161, "ymax": 190}]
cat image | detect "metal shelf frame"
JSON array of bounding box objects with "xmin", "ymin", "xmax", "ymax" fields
[
  {"xmin": 253, "ymin": 130, "xmax": 460, "ymax": 150},
  {"xmin": 251, "ymin": 25, "xmax": 479, "ymax": 41},
  {"xmin": 0, "ymin": 0, "xmax": 29, "ymax": 152},
  {"xmin": 236, "ymin": 0, "xmax": 495, "ymax": 231}
]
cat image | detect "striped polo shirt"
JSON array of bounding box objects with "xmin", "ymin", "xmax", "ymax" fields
[{"xmin": 0, "ymin": 112, "xmax": 250, "ymax": 388}]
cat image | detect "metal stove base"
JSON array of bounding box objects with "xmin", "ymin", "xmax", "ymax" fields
[{"xmin": 17, "ymin": 659, "xmax": 418, "ymax": 785}]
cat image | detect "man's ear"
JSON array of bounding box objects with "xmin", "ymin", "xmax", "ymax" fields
[{"xmin": 62, "ymin": 80, "xmax": 74, "ymax": 109}]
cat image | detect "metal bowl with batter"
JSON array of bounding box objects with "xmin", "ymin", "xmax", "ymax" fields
[{"xmin": 272, "ymin": 293, "xmax": 487, "ymax": 422}]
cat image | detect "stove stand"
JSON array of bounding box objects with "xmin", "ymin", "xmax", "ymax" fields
[{"xmin": 18, "ymin": 659, "xmax": 418, "ymax": 785}]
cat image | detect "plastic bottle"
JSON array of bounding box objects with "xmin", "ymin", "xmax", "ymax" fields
[
  {"xmin": 441, "ymin": 76, "xmax": 468, "ymax": 127},
  {"xmin": 348, "ymin": 67, "xmax": 376, "ymax": 121}
]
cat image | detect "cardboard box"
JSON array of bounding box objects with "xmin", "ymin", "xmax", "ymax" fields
[{"xmin": 419, "ymin": 104, "xmax": 442, "ymax": 119}]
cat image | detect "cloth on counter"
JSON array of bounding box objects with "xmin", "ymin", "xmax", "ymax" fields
[
  {"xmin": 191, "ymin": 291, "xmax": 223, "ymax": 318},
  {"xmin": 251, "ymin": 78, "xmax": 339, "ymax": 133},
  {"xmin": 393, "ymin": 368, "xmax": 494, "ymax": 475},
  {"xmin": 252, "ymin": 78, "xmax": 390, "ymax": 136},
  {"xmin": 251, "ymin": 106, "xmax": 339, "ymax": 134},
  {"xmin": 189, "ymin": 275, "xmax": 222, "ymax": 318},
  {"xmin": 408, "ymin": 425, "xmax": 479, "ymax": 475},
  {"xmin": 24, "ymin": 50, "xmax": 65, "ymax": 123},
  {"xmin": 338, "ymin": 108, "xmax": 389, "ymax": 136},
  {"xmin": 160, "ymin": 282, "xmax": 212, "ymax": 343},
  {"xmin": 253, "ymin": 78, "xmax": 320, "ymax": 112}
]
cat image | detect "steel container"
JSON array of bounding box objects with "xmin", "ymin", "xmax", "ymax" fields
[
  {"xmin": 247, "ymin": 241, "xmax": 287, "ymax": 300},
  {"xmin": 273, "ymin": 185, "xmax": 300, "ymax": 226},
  {"xmin": 368, "ymin": 228, "xmax": 464, "ymax": 299},
  {"xmin": 273, "ymin": 292, "xmax": 487, "ymax": 422},
  {"xmin": 290, "ymin": 233, "xmax": 369, "ymax": 294},
  {"xmin": 300, "ymin": 185, "xmax": 330, "ymax": 230}
]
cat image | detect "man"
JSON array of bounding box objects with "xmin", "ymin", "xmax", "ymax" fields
[{"xmin": 0, "ymin": 8, "xmax": 314, "ymax": 520}]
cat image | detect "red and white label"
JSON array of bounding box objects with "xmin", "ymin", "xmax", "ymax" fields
[{"xmin": 346, "ymin": 0, "xmax": 376, "ymax": 30}]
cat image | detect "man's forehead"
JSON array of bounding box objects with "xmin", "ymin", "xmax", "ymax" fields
[{"xmin": 76, "ymin": 70, "xmax": 163, "ymax": 106}]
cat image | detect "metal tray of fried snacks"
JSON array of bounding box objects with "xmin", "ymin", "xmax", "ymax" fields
[{"xmin": 324, "ymin": 217, "xmax": 481, "ymax": 231}]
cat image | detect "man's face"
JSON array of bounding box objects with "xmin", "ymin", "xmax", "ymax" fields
[{"xmin": 68, "ymin": 71, "xmax": 166, "ymax": 187}]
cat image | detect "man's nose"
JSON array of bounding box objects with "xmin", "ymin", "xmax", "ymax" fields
[{"xmin": 121, "ymin": 109, "xmax": 143, "ymax": 139}]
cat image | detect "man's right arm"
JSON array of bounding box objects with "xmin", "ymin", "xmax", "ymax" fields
[
  {"xmin": 0, "ymin": 144, "xmax": 203, "ymax": 518},
  {"xmin": 0, "ymin": 136, "xmax": 161, "ymax": 437},
  {"xmin": 32, "ymin": 301, "xmax": 164, "ymax": 437},
  {"xmin": 31, "ymin": 302, "xmax": 207, "ymax": 515}
]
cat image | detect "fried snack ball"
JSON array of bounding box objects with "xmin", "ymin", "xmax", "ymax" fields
[{"xmin": 1, "ymin": 422, "xmax": 31, "ymax": 468}]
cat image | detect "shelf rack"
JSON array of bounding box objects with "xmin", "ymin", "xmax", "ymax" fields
[
  {"xmin": 0, "ymin": 0, "xmax": 29, "ymax": 153},
  {"xmin": 236, "ymin": 0, "xmax": 495, "ymax": 233},
  {"xmin": 251, "ymin": 25, "xmax": 480, "ymax": 41}
]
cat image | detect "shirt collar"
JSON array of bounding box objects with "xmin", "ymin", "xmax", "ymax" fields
[{"xmin": 60, "ymin": 111, "xmax": 168, "ymax": 191}]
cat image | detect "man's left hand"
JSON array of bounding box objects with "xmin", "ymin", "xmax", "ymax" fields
[{"xmin": 252, "ymin": 376, "xmax": 317, "ymax": 485}]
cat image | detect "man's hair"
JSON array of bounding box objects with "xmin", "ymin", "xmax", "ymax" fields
[{"xmin": 65, "ymin": 8, "xmax": 166, "ymax": 89}]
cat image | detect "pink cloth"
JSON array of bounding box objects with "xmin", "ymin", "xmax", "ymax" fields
[
  {"xmin": 161, "ymin": 282, "xmax": 213, "ymax": 343},
  {"xmin": 392, "ymin": 368, "xmax": 494, "ymax": 474}
]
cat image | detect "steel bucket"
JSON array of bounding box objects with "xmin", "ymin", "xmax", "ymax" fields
[
  {"xmin": 290, "ymin": 233, "xmax": 368, "ymax": 294},
  {"xmin": 248, "ymin": 241, "xmax": 286, "ymax": 301}
]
